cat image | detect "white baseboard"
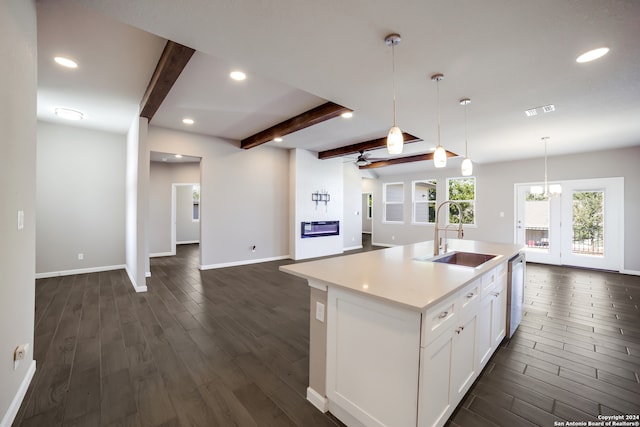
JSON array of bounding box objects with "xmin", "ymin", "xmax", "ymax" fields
[
  {"xmin": 306, "ymin": 387, "xmax": 328, "ymax": 413},
  {"xmin": 125, "ymin": 267, "xmax": 148, "ymax": 293},
  {"xmin": 35, "ymin": 264, "xmax": 126, "ymax": 279},
  {"xmin": 343, "ymin": 245, "xmax": 363, "ymax": 252},
  {"xmin": 200, "ymin": 255, "xmax": 289, "ymax": 270},
  {"xmin": 177, "ymin": 240, "xmax": 199, "ymax": 245},
  {"xmin": 621, "ymin": 269, "xmax": 640, "ymax": 276},
  {"xmin": 149, "ymin": 251, "xmax": 174, "ymax": 258},
  {"xmin": 1, "ymin": 360, "xmax": 36, "ymax": 427},
  {"xmin": 145, "ymin": 272, "xmax": 151, "ymax": 278},
  {"xmin": 362, "ymin": 231, "xmax": 372, "ymax": 234}
]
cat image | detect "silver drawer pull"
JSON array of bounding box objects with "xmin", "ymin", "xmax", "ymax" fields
[
  {"xmin": 490, "ymin": 291, "xmax": 500, "ymax": 297},
  {"xmin": 438, "ymin": 311, "xmax": 449, "ymax": 319},
  {"xmin": 466, "ymin": 292, "xmax": 475, "ymax": 299}
]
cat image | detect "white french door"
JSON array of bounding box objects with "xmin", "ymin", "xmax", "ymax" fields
[{"xmin": 515, "ymin": 178, "xmax": 623, "ymax": 271}]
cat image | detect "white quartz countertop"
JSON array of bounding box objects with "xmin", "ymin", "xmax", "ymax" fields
[{"xmin": 280, "ymin": 240, "xmax": 523, "ymax": 311}]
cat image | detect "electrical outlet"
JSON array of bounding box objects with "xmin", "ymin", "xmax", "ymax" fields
[
  {"xmin": 315, "ymin": 302, "xmax": 325, "ymax": 323},
  {"xmin": 78, "ymin": 253, "xmax": 84, "ymax": 260},
  {"xmin": 13, "ymin": 344, "xmax": 29, "ymax": 370}
]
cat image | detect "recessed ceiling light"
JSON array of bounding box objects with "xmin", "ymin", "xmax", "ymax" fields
[
  {"xmin": 273, "ymin": 137, "xmax": 283, "ymax": 142},
  {"xmin": 576, "ymin": 47, "xmax": 609, "ymax": 63},
  {"xmin": 54, "ymin": 56, "xmax": 78, "ymax": 68},
  {"xmin": 182, "ymin": 118, "xmax": 194, "ymax": 125},
  {"xmin": 341, "ymin": 112, "xmax": 353, "ymax": 119},
  {"xmin": 230, "ymin": 71, "xmax": 247, "ymax": 81},
  {"xmin": 54, "ymin": 107, "xmax": 84, "ymax": 120},
  {"xmin": 175, "ymin": 154, "xmax": 183, "ymax": 158},
  {"xmin": 524, "ymin": 108, "xmax": 538, "ymax": 117},
  {"xmin": 542, "ymin": 104, "xmax": 555, "ymax": 113}
]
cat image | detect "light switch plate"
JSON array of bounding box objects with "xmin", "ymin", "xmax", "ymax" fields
[{"xmin": 17, "ymin": 210, "xmax": 24, "ymax": 230}]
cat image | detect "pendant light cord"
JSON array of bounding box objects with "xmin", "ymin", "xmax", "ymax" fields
[
  {"xmin": 436, "ymin": 77, "xmax": 441, "ymax": 146},
  {"xmin": 464, "ymin": 102, "xmax": 468, "ymax": 157},
  {"xmin": 392, "ymin": 43, "xmax": 397, "ymax": 126}
]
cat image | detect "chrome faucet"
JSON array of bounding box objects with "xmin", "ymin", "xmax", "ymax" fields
[{"xmin": 434, "ymin": 201, "xmax": 464, "ymax": 256}]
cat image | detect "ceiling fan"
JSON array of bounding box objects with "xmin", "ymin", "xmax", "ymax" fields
[{"xmin": 348, "ymin": 150, "xmax": 388, "ymax": 167}]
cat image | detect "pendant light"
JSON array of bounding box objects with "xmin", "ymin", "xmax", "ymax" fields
[
  {"xmin": 385, "ymin": 34, "xmax": 403, "ymax": 154},
  {"xmin": 460, "ymin": 98, "xmax": 473, "ymax": 176},
  {"xmin": 432, "ymin": 73, "xmax": 447, "ymax": 168}
]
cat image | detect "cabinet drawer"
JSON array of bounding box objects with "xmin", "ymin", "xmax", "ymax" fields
[
  {"xmin": 423, "ymin": 293, "xmax": 457, "ymax": 345},
  {"xmin": 481, "ymin": 268, "xmax": 497, "ymax": 298},
  {"xmin": 458, "ymin": 278, "xmax": 481, "ymax": 319}
]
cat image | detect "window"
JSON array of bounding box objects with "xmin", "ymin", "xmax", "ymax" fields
[
  {"xmin": 383, "ymin": 182, "xmax": 404, "ymax": 223},
  {"xmin": 192, "ymin": 184, "xmax": 200, "ymax": 221},
  {"xmin": 413, "ymin": 180, "xmax": 437, "ymax": 224},
  {"xmin": 447, "ymin": 177, "xmax": 475, "ymax": 225}
]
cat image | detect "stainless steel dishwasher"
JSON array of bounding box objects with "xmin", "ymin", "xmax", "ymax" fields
[{"xmin": 506, "ymin": 252, "xmax": 526, "ymax": 338}]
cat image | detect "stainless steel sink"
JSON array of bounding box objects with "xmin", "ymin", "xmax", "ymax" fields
[{"xmin": 417, "ymin": 251, "xmax": 497, "ymax": 268}]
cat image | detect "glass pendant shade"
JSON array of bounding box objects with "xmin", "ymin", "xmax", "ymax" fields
[
  {"xmin": 433, "ymin": 145, "xmax": 447, "ymax": 168},
  {"xmin": 387, "ymin": 126, "xmax": 404, "ymax": 154},
  {"xmin": 461, "ymin": 157, "xmax": 473, "ymax": 176}
]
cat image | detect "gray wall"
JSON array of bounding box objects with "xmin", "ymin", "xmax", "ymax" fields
[
  {"xmin": 36, "ymin": 122, "xmax": 126, "ymax": 275},
  {"xmin": 147, "ymin": 126, "xmax": 290, "ymax": 268},
  {"xmin": 176, "ymin": 184, "xmax": 200, "ymax": 244},
  {"xmin": 343, "ymin": 163, "xmax": 363, "ymax": 249},
  {"xmin": 0, "ymin": 0, "xmax": 37, "ymax": 423},
  {"xmin": 148, "ymin": 162, "xmax": 200, "ymax": 255},
  {"xmin": 371, "ymin": 145, "xmax": 640, "ymax": 272}
]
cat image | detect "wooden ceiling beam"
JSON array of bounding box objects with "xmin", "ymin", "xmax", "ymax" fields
[
  {"xmin": 359, "ymin": 150, "xmax": 458, "ymax": 169},
  {"xmin": 140, "ymin": 40, "xmax": 195, "ymax": 120},
  {"xmin": 241, "ymin": 102, "xmax": 351, "ymax": 149},
  {"xmin": 317, "ymin": 133, "xmax": 421, "ymax": 160}
]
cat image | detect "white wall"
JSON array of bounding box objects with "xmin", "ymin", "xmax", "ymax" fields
[
  {"xmin": 370, "ymin": 145, "xmax": 640, "ymax": 272},
  {"xmin": 125, "ymin": 117, "xmax": 149, "ymax": 291},
  {"xmin": 176, "ymin": 184, "xmax": 200, "ymax": 244},
  {"xmin": 290, "ymin": 149, "xmax": 344, "ymax": 260},
  {"xmin": 148, "ymin": 162, "xmax": 200, "ymax": 255},
  {"xmin": 343, "ymin": 163, "xmax": 363, "ymax": 250},
  {"xmin": 36, "ymin": 122, "xmax": 126, "ymax": 276},
  {"xmin": 361, "ymin": 194, "xmax": 372, "ymax": 233},
  {"xmin": 147, "ymin": 126, "xmax": 290, "ymax": 268},
  {"xmin": 0, "ymin": 1, "xmax": 37, "ymax": 425}
]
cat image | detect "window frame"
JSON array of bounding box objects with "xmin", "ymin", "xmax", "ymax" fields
[
  {"xmin": 382, "ymin": 182, "xmax": 405, "ymax": 224},
  {"xmin": 446, "ymin": 176, "xmax": 477, "ymax": 226},
  {"xmin": 192, "ymin": 184, "xmax": 200, "ymax": 222},
  {"xmin": 412, "ymin": 179, "xmax": 437, "ymax": 225}
]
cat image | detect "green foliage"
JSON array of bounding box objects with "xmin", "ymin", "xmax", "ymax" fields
[
  {"xmin": 526, "ymin": 193, "xmax": 548, "ymax": 201},
  {"xmin": 572, "ymin": 191, "xmax": 603, "ymax": 246},
  {"xmin": 448, "ymin": 178, "xmax": 475, "ymax": 224}
]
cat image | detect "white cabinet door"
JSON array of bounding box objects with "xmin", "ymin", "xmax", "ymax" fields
[
  {"xmin": 451, "ymin": 314, "xmax": 478, "ymax": 400},
  {"xmin": 418, "ymin": 330, "xmax": 454, "ymax": 427},
  {"xmin": 491, "ymin": 285, "xmax": 507, "ymax": 348},
  {"xmin": 327, "ymin": 287, "xmax": 421, "ymax": 427},
  {"xmin": 476, "ymin": 294, "xmax": 493, "ymax": 369}
]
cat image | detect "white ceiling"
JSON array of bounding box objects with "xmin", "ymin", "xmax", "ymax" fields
[{"xmin": 37, "ymin": 0, "xmax": 640, "ymax": 176}]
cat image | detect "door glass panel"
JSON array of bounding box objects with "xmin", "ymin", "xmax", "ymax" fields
[
  {"xmin": 572, "ymin": 191, "xmax": 604, "ymax": 256},
  {"xmin": 525, "ymin": 192, "xmax": 550, "ymax": 252}
]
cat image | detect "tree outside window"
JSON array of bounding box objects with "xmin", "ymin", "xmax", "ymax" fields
[{"xmin": 447, "ymin": 177, "xmax": 475, "ymax": 225}]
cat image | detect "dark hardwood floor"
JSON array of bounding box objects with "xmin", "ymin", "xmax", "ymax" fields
[{"xmin": 13, "ymin": 243, "xmax": 640, "ymax": 426}]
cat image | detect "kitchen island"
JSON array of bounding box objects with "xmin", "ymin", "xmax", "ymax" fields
[{"xmin": 280, "ymin": 239, "xmax": 523, "ymax": 427}]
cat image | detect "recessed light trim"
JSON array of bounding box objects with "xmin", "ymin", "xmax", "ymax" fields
[
  {"xmin": 576, "ymin": 47, "xmax": 609, "ymax": 63},
  {"xmin": 273, "ymin": 137, "xmax": 283, "ymax": 142},
  {"xmin": 542, "ymin": 104, "xmax": 555, "ymax": 113},
  {"xmin": 341, "ymin": 112, "xmax": 353, "ymax": 119},
  {"xmin": 182, "ymin": 118, "xmax": 194, "ymax": 125},
  {"xmin": 524, "ymin": 108, "xmax": 538, "ymax": 117},
  {"xmin": 54, "ymin": 56, "xmax": 78, "ymax": 68},
  {"xmin": 54, "ymin": 107, "xmax": 84, "ymax": 120},
  {"xmin": 230, "ymin": 71, "xmax": 247, "ymax": 81}
]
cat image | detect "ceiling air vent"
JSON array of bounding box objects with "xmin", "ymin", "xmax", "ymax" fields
[{"xmin": 542, "ymin": 104, "xmax": 556, "ymax": 113}]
